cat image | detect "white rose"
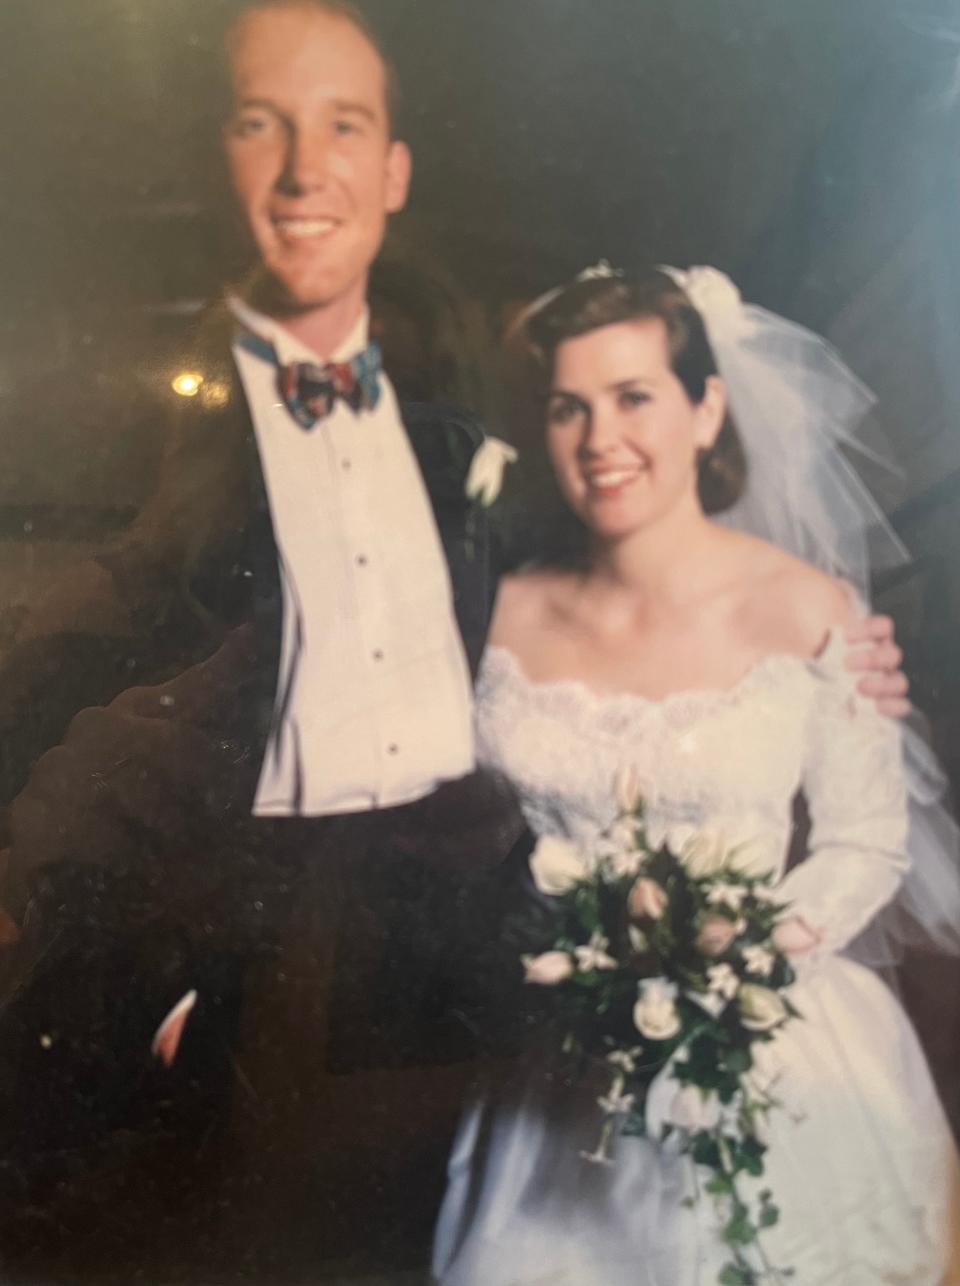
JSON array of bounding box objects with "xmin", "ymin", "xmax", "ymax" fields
[
  {"xmin": 679, "ymin": 828, "xmax": 729, "ymax": 879},
  {"xmin": 668, "ymin": 1084, "xmax": 721, "ymax": 1133},
  {"xmin": 464, "ymin": 437, "xmax": 518, "ymax": 506},
  {"xmin": 529, "ymin": 834, "xmax": 589, "ymax": 896},
  {"xmin": 633, "ymin": 978, "xmax": 681, "ymax": 1041},
  {"xmin": 522, "ymin": 951, "xmax": 574, "ymax": 985},
  {"xmin": 738, "ymin": 984, "xmax": 788, "ymax": 1032},
  {"xmin": 662, "ymin": 822, "xmax": 697, "ymax": 854},
  {"xmin": 727, "ymin": 837, "xmax": 774, "ymax": 879}
]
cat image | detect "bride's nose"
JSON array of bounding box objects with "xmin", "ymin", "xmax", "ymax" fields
[{"xmin": 579, "ymin": 404, "xmax": 621, "ymax": 456}]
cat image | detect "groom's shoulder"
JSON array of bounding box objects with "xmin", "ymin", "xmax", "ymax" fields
[
  {"xmin": 400, "ymin": 400, "xmax": 486, "ymax": 450},
  {"xmin": 399, "ymin": 400, "xmax": 488, "ymax": 496}
]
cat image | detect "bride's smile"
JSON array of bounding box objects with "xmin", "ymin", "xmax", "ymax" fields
[{"xmin": 545, "ymin": 316, "xmax": 724, "ymax": 542}]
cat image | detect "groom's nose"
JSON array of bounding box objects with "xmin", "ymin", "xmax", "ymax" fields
[{"xmin": 276, "ymin": 125, "xmax": 332, "ymax": 196}]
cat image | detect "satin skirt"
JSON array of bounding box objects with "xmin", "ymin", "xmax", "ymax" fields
[{"xmin": 433, "ymin": 959, "xmax": 956, "ymax": 1285}]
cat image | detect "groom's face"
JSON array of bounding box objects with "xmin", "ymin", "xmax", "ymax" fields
[{"xmin": 224, "ymin": 3, "xmax": 411, "ymax": 315}]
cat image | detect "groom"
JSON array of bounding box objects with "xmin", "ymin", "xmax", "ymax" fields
[
  {"xmin": 0, "ymin": 0, "xmax": 523, "ymax": 1270},
  {"xmin": 0, "ymin": 0, "xmax": 909, "ymax": 1274}
]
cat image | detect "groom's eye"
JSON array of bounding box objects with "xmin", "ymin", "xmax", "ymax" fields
[{"xmin": 229, "ymin": 109, "xmax": 279, "ymax": 140}]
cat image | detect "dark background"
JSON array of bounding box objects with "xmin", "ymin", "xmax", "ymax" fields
[
  {"xmin": 3, "ymin": 0, "xmax": 959, "ymax": 760},
  {"xmin": 0, "ymin": 0, "xmax": 958, "ymax": 1277}
]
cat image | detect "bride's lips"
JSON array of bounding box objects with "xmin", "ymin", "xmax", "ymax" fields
[
  {"xmin": 584, "ymin": 465, "xmax": 648, "ymax": 498},
  {"xmin": 272, "ymin": 215, "xmax": 344, "ymax": 244}
]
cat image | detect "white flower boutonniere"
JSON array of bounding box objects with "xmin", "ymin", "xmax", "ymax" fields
[{"xmin": 465, "ymin": 436, "xmax": 518, "ymax": 506}]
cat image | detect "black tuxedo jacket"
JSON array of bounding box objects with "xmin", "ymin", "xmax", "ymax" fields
[
  {"xmin": 98, "ymin": 353, "xmax": 502, "ymax": 779},
  {"xmin": 0, "ymin": 311, "xmax": 503, "ymax": 821},
  {"xmin": 0, "ymin": 318, "xmax": 524, "ymax": 1190}
]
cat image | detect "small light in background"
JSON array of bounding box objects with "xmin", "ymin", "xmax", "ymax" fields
[
  {"xmin": 171, "ymin": 371, "xmax": 203, "ymax": 398},
  {"xmin": 200, "ymin": 378, "xmax": 231, "ymax": 409}
]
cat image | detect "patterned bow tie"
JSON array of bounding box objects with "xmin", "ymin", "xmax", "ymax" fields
[{"xmin": 236, "ymin": 327, "xmax": 382, "ymax": 429}]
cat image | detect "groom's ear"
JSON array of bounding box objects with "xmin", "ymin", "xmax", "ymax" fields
[
  {"xmin": 695, "ymin": 375, "xmax": 727, "ymax": 450},
  {"xmin": 385, "ymin": 140, "xmax": 412, "ymax": 214}
]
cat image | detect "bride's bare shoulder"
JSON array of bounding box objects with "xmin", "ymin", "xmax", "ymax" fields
[
  {"xmin": 489, "ymin": 567, "xmax": 577, "ymax": 648},
  {"xmin": 727, "ymin": 532, "xmax": 855, "ymax": 655}
]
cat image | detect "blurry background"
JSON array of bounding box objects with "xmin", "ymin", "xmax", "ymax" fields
[{"xmin": 0, "ymin": 0, "xmax": 958, "ymax": 1106}]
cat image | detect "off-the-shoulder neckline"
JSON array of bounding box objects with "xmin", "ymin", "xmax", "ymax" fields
[{"xmin": 481, "ymin": 624, "xmax": 845, "ymax": 715}]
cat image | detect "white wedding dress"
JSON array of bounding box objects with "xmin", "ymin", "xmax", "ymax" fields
[{"xmin": 433, "ymin": 630, "xmax": 957, "ymax": 1286}]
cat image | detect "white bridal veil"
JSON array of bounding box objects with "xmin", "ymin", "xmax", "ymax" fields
[{"xmin": 666, "ymin": 264, "xmax": 960, "ymax": 969}]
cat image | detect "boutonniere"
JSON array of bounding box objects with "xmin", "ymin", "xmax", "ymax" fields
[{"xmin": 464, "ymin": 437, "xmax": 518, "ymax": 507}]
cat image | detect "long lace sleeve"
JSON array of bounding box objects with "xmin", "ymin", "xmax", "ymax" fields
[{"xmin": 776, "ymin": 631, "xmax": 909, "ymax": 958}]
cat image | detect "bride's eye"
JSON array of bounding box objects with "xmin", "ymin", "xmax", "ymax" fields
[
  {"xmin": 546, "ymin": 396, "xmax": 585, "ymax": 426},
  {"xmin": 618, "ymin": 389, "xmax": 651, "ymax": 411}
]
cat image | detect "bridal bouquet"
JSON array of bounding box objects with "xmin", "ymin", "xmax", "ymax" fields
[{"xmin": 522, "ymin": 774, "xmax": 800, "ymax": 1286}]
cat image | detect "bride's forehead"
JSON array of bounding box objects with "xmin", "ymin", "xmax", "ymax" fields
[{"xmin": 553, "ymin": 318, "xmax": 672, "ymax": 382}]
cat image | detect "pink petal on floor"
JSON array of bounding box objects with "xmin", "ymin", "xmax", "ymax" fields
[{"xmin": 151, "ymin": 989, "xmax": 198, "ymax": 1068}]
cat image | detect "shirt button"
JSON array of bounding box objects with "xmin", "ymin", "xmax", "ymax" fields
[
  {"xmin": 387, "ymin": 743, "xmax": 399, "ymax": 756},
  {"xmin": 372, "ymin": 649, "xmax": 384, "ymax": 661},
  {"xmin": 342, "ymin": 458, "xmax": 352, "ymax": 471},
  {"xmin": 356, "ymin": 554, "xmax": 368, "ymax": 567}
]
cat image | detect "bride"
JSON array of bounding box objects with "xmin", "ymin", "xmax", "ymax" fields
[{"xmin": 432, "ymin": 265, "xmax": 960, "ymax": 1285}]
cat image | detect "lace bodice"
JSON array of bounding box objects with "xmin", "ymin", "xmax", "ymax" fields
[{"xmin": 476, "ymin": 631, "xmax": 909, "ymax": 955}]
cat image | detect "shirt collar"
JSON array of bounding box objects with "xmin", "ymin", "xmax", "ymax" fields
[{"xmin": 227, "ymin": 295, "xmax": 370, "ymax": 366}]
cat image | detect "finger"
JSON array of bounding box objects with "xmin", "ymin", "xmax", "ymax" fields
[
  {"xmin": 845, "ymin": 641, "xmax": 902, "ymax": 673},
  {"xmin": 844, "ymin": 615, "xmax": 894, "ymax": 644},
  {"xmin": 857, "ymin": 672, "xmax": 910, "ymax": 699},
  {"xmin": 875, "ymin": 698, "xmax": 913, "ymax": 719}
]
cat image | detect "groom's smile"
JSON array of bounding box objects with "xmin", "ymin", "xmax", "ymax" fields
[{"xmin": 224, "ymin": 1, "xmax": 411, "ymax": 321}]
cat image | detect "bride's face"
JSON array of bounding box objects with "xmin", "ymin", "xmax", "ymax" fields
[{"xmin": 545, "ymin": 317, "xmax": 723, "ymax": 541}]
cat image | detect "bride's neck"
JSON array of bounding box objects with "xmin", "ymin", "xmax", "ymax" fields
[{"xmin": 586, "ymin": 498, "xmax": 720, "ymax": 607}]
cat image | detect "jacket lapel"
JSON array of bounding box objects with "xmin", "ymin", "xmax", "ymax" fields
[{"xmin": 399, "ymin": 401, "xmax": 496, "ymax": 680}]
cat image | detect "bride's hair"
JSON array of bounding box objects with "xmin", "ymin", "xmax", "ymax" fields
[{"xmin": 503, "ymin": 268, "xmax": 746, "ymax": 568}]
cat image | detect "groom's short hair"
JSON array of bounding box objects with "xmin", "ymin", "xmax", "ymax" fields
[{"xmin": 222, "ymin": 0, "xmax": 404, "ymax": 137}]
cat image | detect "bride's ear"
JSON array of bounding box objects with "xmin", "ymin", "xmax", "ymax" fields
[{"xmin": 695, "ymin": 375, "xmax": 727, "ymax": 450}]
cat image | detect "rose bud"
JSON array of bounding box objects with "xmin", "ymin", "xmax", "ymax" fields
[
  {"xmin": 523, "ymin": 951, "xmax": 574, "ymax": 985},
  {"xmin": 695, "ymin": 914, "xmax": 739, "ymax": 957},
  {"xmin": 628, "ymin": 877, "xmax": 668, "ymax": 922}
]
